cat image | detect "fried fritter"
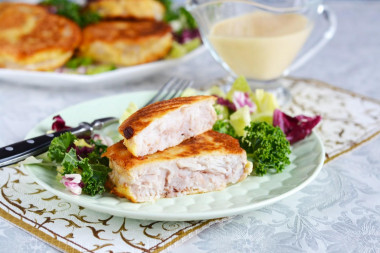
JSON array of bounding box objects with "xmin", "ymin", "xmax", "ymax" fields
[
  {"xmin": 104, "ymin": 131, "xmax": 252, "ymax": 203},
  {"xmin": 79, "ymin": 20, "xmax": 172, "ymax": 66},
  {"xmin": 119, "ymin": 96, "xmax": 217, "ymax": 157},
  {"xmin": 0, "ymin": 3, "xmax": 81, "ymax": 71},
  {"xmin": 87, "ymin": 0, "xmax": 165, "ymax": 20}
]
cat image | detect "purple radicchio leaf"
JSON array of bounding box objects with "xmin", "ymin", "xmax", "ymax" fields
[
  {"xmin": 273, "ymin": 109, "xmax": 321, "ymax": 144},
  {"xmin": 174, "ymin": 28, "xmax": 201, "ymax": 44},
  {"xmin": 232, "ymin": 91, "xmax": 256, "ymax": 113},
  {"xmin": 52, "ymin": 115, "xmax": 71, "ymax": 131},
  {"xmin": 60, "ymin": 174, "xmax": 83, "ymax": 195},
  {"xmin": 216, "ymin": 96, "xmax": 237, "ymax": 111}
]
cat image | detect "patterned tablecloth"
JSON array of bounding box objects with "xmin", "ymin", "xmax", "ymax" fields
[
  {"xmin": 0, "ymin": 1, "xmax": 379, "ymax": 252},
  {"xmin": 0, "ymin": 77, "xmax": 379, "ymax": 252}
]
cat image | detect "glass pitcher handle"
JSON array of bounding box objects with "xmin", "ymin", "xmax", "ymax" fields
[{"xmin": 286, "ymin": 5, "xmax": 337, "ymax": 74}]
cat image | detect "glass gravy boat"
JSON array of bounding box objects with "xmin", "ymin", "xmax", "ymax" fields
[{"xmin": 187, "ymin": 0, "xmax": 337, "ymax": 104}]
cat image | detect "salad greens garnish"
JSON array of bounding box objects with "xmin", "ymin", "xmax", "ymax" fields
[
  {"xmin": 212, "ymin": 97, "xmax": 291, "ymax": 176},
  {"xmin": 182, "ymin": 76, "xmax": 321, "ymax": 176},
  {"xmin": 213, "ymin": 120, "xmax": 237, "ymax": 139},
  {"xmin": 40, "ymin": 0, "xmax": 100, "ymax": 28},
  {"xmin": 65, "ymin": 57, "xmax": 93, "ymax": 69},
  {"xmin": 52, "ymin": 115, "xmax": 71, "ymax": 131},
  {"xmin": 165, "ymin": 38, "xmax": 201, "ymax": 59},
  {"xmin": 48, "ymin": 132, "xmax": 76, "ymax": 163},
  {"xmin": 47, "ymin": 132, "xmax": 111, "ymax": 196},
  {"xmin": 160, "ymin": 0, "xmax": 179, "ymax": 23},
  {"xmin": 160, "ymin": 1, "xmax": 197, "ymax": 29},
  {"xmin": 86, "ymin": 64, "xmax": 117, "ymax": 75},
  {"xmin": 273, "ymin": 109, "xmax": 322, "ymax": 144},
  {"xmin": 160, "ymin": 0, "xmax": 201, "ymax": 59},
  {"xmin": 240, "ymin": 122, "xmax": 291, "ymax": 176},
  {"xmin": 80, "ymin": 158, "xmax": 110, "ymax": 196},
  {"xmin": 177, "ymin": 7, "xmax": 198, "ymax": 30},
  {"xmin": 63, "ymin": 57, "xmax": 116, "ymax": 75}
]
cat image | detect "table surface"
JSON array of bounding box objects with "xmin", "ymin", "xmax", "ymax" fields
[{"xmin": 0, "ymin": 1, "xmax": 379, "ymax": 252}]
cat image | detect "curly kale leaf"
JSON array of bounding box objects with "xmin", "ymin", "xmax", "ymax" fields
[
  {"xmin": 60, "ymin": 153, "xmax": 111, "ymax": 196},
  {"xmin": 81, "ymin": 160, "xmax": 111, "ymax": 196},
  {"xmin": 48, "ymin": 132, "xmax": 76, "ymax": 163},
  {"xmin": 240, "ymin": 122, "xmax": 291, "ymax": 176},
  {"xmin": 87, "ymin": 139, "xmax": 109, "ymax": 166}
]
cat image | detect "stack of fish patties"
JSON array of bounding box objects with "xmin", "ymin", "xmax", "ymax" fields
[
  {"xmin": 80, "ymin": 0, "xmax": 173, "ymax": 66},
  {"xmin": 104, "ymin": 96, "xmax": 252, "ymax": 203}
]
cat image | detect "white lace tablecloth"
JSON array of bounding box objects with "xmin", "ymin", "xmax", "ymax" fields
[{"xmin": 0, "ymin": 1, "xmax": 379, "ymax": 252}]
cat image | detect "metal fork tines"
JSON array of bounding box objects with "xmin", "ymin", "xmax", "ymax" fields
[{"xmin": 144, "ymin": 77, "xmax": 193, "ymax": 106}]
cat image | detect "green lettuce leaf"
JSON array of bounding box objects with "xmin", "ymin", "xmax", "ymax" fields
[
  {"xmin": 226, "ymin": 76, "xmax": 252, "ymax": 101},
  {"xmin": 213, "ymin": 120, "xmax": 237, "ymax": 139},
  {"xmin": 48, "ymin": 132, "xmax": 76, "ymax": 163},
  {"xmin": 61, "ymin": 148, "xmax": 79, "ymax": 174},
  {"xmin": 41, "ymin": 0, "xmax": 100, "ymax": 27}
]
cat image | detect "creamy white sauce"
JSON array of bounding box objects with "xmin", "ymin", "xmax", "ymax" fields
[{"xmin": 209, "ymin": 12, "xmax": 312, "ymax": 80}]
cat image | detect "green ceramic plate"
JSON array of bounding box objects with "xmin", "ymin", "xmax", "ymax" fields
[{"xmin": 25, "ymin": 91, "xmax": 325, "ymax": 221}]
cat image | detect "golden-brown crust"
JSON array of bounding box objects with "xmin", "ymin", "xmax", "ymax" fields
[
  {"xmin": 0, "ymin": 3, "xmax": 46, "ymax": 30},
  {"xmin": 118, "ymin": 96, "xmax": 217, "ymax": 139},
  {"xmin": 80, "ymin": 20, "xmax": 171, "ymax": 45},
  {"xmin": 86, "ymin": 0, "xmax": 165, "ymax": 20},
  {"xmin": 0, "ymin": 3, "xmax": 81, "ymax": 70},
  {"xmin": 103, "ymin": 130, "xmax": 244, "ymax": 172},
  {"xmin": 79, "ymin": 20, "xmax": 172, "ymax": 66}
]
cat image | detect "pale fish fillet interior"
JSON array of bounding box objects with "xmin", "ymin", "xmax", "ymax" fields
[
  {"xmin": 124, "ymin": 97, "xmax": 217, "ymax": 157},
  {"xmin": 109, "ymin": 154, "xmax": 253, "ymax": 203}
]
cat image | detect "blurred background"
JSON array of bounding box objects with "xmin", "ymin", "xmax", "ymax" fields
[{"xmin": 0, "ymin": 0, "xmax": 379, "ymax": 98}]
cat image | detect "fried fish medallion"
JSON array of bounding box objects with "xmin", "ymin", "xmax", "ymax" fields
[
  {"xmin": 79, "ymin": 20, "xmax": 173, "ymax": 66},
  {"xmin": 87, "ymin": 0, "xmax": 165, "ymax": 20},
  {"xmin": 119, "ymin": 96, "xmax": 217, "ymax": 157},
  {"xmin": 0, "ymin": 3, "xmax": 81, "ymax": 71},
  {"xmin": 104, "ymin": 131, "xmax": 252, "ymax": 203}
]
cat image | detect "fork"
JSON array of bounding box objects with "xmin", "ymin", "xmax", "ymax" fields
[
  {"xmin": 0, "ymin": 77, "xmax": 193, "ymax": 167},
  {"xmin": 144, "ymin": 77, "xmax": 193, "ymax": 106}
]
